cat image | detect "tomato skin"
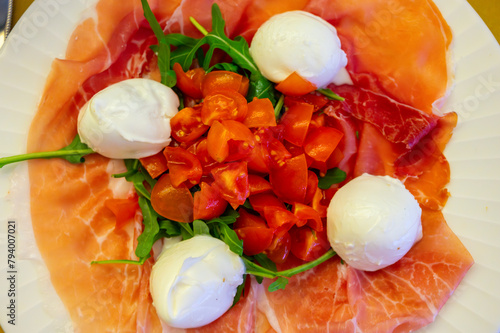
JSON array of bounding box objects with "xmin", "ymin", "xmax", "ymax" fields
[
  {"xmin": 201, "ymin": 70, "xmax": 249, "ymax": 97},
  {"xmin": 248, "ymin": 174, "xmax": 273, "ymax": 195},
  {"xmin": 304, "ymin": 170, "xmax": 319, "ymax": 205},
  {"xmin": 151, "ymin": 174, "xmax": 194, "ymax": 223},
  {"xmin": 289, "ymin": 227, "xmax": 330, "ymax": 262},
  {"xmin": 248, "ymin": 192, "xmax": 286, "ymax": 216},
  {"xmin": 234, "ymin": 208, "xmax": 274, "ymax": 256},
  {"xmin": 280, "ymin": 102, "xmax": 314, "ymax": 146},
  {"xmin": 193, "ymin": 182, "xmax": 228, "ymax": 220},
  {"xmin": 201, "ymin": 89, "xmax": 248, "ymax": 125},
  {"xmin": 170, "ymin": 107, "xmax": 209, "ymax": 143},
  {"xmin": 188, "ymin": 138, "xmax": 219, "ymax": 175},
  {"xmin": 265, "ymin": 228, "xmax": 291, "ymax": 264},
  {"xmin": 243, "ymin": 98, "xmax": 277, "ymax": 128},
  {"xmin": 285, "ymin": 94, "xmax": 329, "ymax": 112},
  {"xmin": 275, "ymin": 72, "xmax": 317, "ymax": 96},
  {"xmin": 139, "ymin": 151, "xmax": 168, "ymax": 179},
  {"xmin": 263, "ymin": 206, "xmax": 300, "ymax": 231},
  {"xmin": 270, "ymin": 154, "xmax": 308, "ymax": 204},
  {"xmin": 304, "ymin": 127, "xmax": 344, "ymax": 163},
  {"xmin": 292, "ymin": 203, "xmax": 323, "ymax": 231},
  {"xmin": 211, "ymin": 161, "xmax": 249, "ymax": 209},
  {"xmin": 207, "ymin": 120, "xmax": 256, "ymax": 163},
  {"xmin": 311, "ymin": 188, "xmax": 328, "ymax": 218},
  {"xmin": 173, "ymin": 63, "xmax": 205, "ymax": 99},
  {"xmin": 163, "ymin": 147, "xmax": 203, "ymax": 187},
  {"xmin": 105, "ymin": 195, "xmax": 139, "ymax": 230}
]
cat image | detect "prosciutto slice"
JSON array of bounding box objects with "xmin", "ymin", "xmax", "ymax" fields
[{"xmin": 25, "ymin": 0, "xmax": 471, "ymax": 332}]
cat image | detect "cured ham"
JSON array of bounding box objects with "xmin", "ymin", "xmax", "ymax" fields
[{"xmin": 25, "ymin": 0, "xmax": 472, "ymax": 332}]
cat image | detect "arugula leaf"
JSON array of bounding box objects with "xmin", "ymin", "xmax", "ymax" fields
[
  {"xmin": 140, "ymin": 0, "xmax": 176, "ymax": 87},
  {"xmin": 318, "ymin": 168, "xmax": 347, "ymax": 190},
  {"xmin": 268, "ymin": 277, "xmax": 289, "ymax": 292},
  {"xmin": 186, "ymin": 4, "xmax": 276, "ymax": 104},
  {"xmin": 91, "ymin": 255, "xmax": 150, "ymax": 266},
  {"xmin": 243, "ymin": 249, "xmax": 337, "ymax": 292},
  {"xmin": 135, "ymin": 197, "xmax": 161, "ymax": 258},
  {"xmin": 193, "ymin": 220, "xmax": 210, "ymax": 236},
  {"xmin": 317, "ymin": 88, "xmax": 345, "ymax": 101},
  {"xmin": 0, "ymin": 134, "xmax": 94, "ymax": 169},
  {"xmin": 159, "ymin": 219, "xmax": 182, "ymax": 237}
]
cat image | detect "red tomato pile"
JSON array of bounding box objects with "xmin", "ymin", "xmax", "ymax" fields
[{"xmin": 140, "ymin": 68, "xmax": 345, "ymax": 264}]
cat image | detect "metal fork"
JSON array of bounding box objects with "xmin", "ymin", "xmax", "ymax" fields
[{"xmin": 0, "ymin": 0, "xmax": 14, "ymax": 48}]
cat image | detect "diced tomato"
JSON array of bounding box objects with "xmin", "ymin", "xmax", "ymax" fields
[
  {"xmin": 188, "ymin": 138, "xmax": 219, "ymax": 175},
  {"xmin": 243, "ymin": 98, "xmax": 277, "ymax": 128},
  {"xmin": 163, "ymin": 147, "xmax": 202, "ymax": 187},
  {"xmin": 211, "ymin": 161, "xmax": 249, "ymax": 209},
  {"xmin": 280, "ymin": 102, "xmax": 314, "ymax": 146},
  {"xmin": 248, "ymin": 174, "xmax": 272, "ymax": 195},
  {"xmin": 226, "ymin": 139, "xmax": 253, "ymax": 162},
  {"xmin": 104, "ymin": 195, "xmax": 139, "ymax": 230},
  {"xmin": 293, "ymin": 203, "xmax": 323, "ymax": 231},
  {"xmin": 234, "ymin": 208, "xmax": 267, "ymax": 229},
  {"xmin": 263, "ymin": 206, "xmax": 300, "ymax": 231},
  {"xmin": 327, "ymin": 147, "xmax": 344, "ymax": 169},
  {"xmin": 289, "ymin": 227, "xmax": 330, "ymax": 262},
  {"xmin": 311, "ymin": 188, "xmax": 328, "ymax": 218},
  {"xmin": 245, "ymin": 142, "xmax": 270, "ymax": 174},
  {"xmin": 270, "ymin": 154, "xmax": 308, "ymax": 204},
  {"xmin": 139, "ymin": 151, "xmax": 168, "ymax": 179},
  {"xmin": 201, "ymin": 70, "xmax": 249, "ymax": 97},
  {"xmin": 309, "ymin": 112, "xmax": 326, "ymax": 129},
  {"xmin": 304, "ymin": 170, "xmax": 319, "ymax": 205},
  {"xmin": 201, "ymin": 89, "xmax": 248, "ymax": 125},
  {"xmin": 170, "ymin": 107, "xmax": 209, "ymax": 143},
  {"xmin": 248, "ymin": 192, "xmax": 286, "ymax": 216},
  {"xmin": 265, "ymin": 228, "xmax": 291, "ymax": 264},
  {"xmin": 173, "ymin": 62, "xmax": 205, "ymax": 99},
  {"xmin": 207, "ymin": 120, "xmax": 256, "ymax": 163},
  {"xmin": 234, "ymin": 209, "xmax": 274, "ymax": 256},
  {"xmin": 304, "ymin": 127, "xmax": 344, "ymax": 163},
  {"xmin": 151, "ymin": 174, "xmax": 193, "ymax": 223},
  {"xmin": 275, "ymin": 71, "xmax": 317, "ymax": 96},
  {"xmin": 193, "ymin": 182, "xmax": 228, "ymax": 221},
  {"xmin": 285, "ymin": 93, "xmax": 329, "ymax": 112},
  {"xmin": 265, "ymin": 138, "xmax": 292, "ymax": 168}
]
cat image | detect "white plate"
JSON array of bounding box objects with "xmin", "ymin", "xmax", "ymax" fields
[{"xmin": 0, "ymin": 0, "xmax": 499, "ymax": 332}]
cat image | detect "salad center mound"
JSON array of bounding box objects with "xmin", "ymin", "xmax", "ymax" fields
[{"xmin": 16, "ymin": 0, "xmax": 473, "ymax": 332}]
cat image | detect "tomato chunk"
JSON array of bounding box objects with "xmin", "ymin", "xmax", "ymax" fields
[
  {"xmin": 275, "ymin": 71, "xmax": 317, "ymax": 96},
  {"xmin": 170, "ymin": 107, "xmax": 209, "ymax": 143},
  {"xmin": 139, "ymin": 152, "xmax": 168, "ymax": 179},
  {"xmin": 280, "ymin": 102, "xmax": 314, "ymax": 146},
  {"xmin": 211, "ymin": 161, "xmax": 249, "ymax": 209},
  {"xmin": 293, "ymin": 203, "xmax": 323, "ymax": 231},
  {"xmin": 243, "ymin": 98, "xmax": 277, "ymax": 128},
  {"xmin": 173, "ymin": 62, "xmax": 205, "ymax": 99},
  {"xmin": 248, "ymin": 174, "xmax": 273, "ymax": 195},
  {"xmin": 193, "ymin": 182, "xmax": 228, "ymax": 221},
  {"xmin": 265, "ymin": 228, "xmax": 291, "ymax": 264},
  {"xmin": 289, "ymin": 227, "xmax": 330, "ymax": 262},
  {"xmin": 304, "ymin": 127, "xmax": 344, "ymax": 163},
  {"xmin": 151, "ymin": 174, "xmax": 193, "ymax": 223},
  {"xmin": 163, "ymin": 147, "xmax": 202, "ymax": 187},
  {"xmin": 202, "ymin": 70, "xmax": 249, "ymax": 97},
  {"xmin": 270, "ymin": 154, "xmax": 308, "ymax": 204},
  {"xmin": 248, "ymin": 192, "xmax": 286, "ymax": 216},
  {"xmin": 234, "ymin": 208, "xmax": 274, "ymax": 256},
  {"xmin": 207, "ymin": 120, "xmax": 256, "ymax": 163},
  {"xmin": 201, "ymin": 89, "xmax": 248, "ymax": 125},
  {"xmin": 263, "ymin": 206, "xmax": 300, "ymax": 231}
]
